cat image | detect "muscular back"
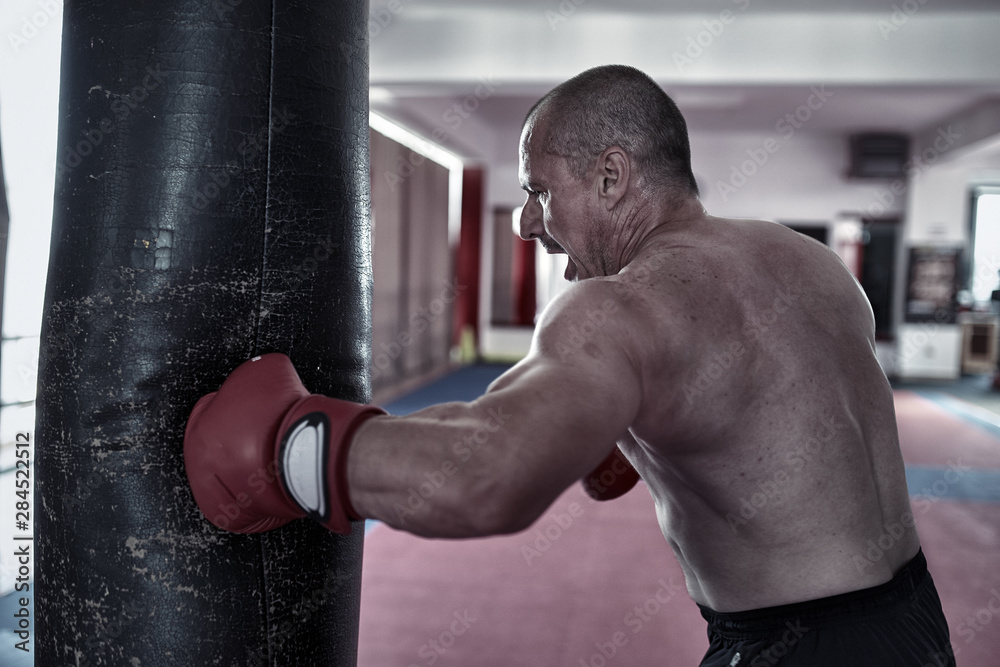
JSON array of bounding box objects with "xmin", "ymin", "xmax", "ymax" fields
[{"xmin": 608, "ymin": 216, "xmax": 918, "ymax": 612}]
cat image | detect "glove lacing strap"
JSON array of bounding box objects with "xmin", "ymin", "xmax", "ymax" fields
[{"xmin": 276, "ymin": 395, "xmax": 386, "ymax": 533}]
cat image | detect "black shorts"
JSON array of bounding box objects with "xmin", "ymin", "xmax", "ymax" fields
[{"xmin": 697, "ymin": 550, "xmax": 954, "ymax": 666}]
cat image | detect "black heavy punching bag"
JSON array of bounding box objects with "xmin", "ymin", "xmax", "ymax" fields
[{"xmin": 35, "ymin": 2, "xmax": 371, "ymax": 664}]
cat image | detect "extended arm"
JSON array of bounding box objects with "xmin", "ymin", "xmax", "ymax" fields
[
  {"xmin": 347, "ymin": 281, "xmax": 643, "ymax": 537},
  {"xmin": 183, "ymin": 280, "xmax": 643, "ymax": 538}
]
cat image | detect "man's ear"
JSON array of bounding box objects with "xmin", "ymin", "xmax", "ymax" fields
[{"xmin": 595, "ymin": 146, "xmax": 629, "ymax": 210}]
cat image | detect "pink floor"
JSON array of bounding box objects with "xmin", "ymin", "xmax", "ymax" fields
[
  {"xmin": 358, "ymin": 392, "xmax": 1000, "ymax": 666},
  {"xmin": 894, "ymin": 390, "xmax": 1000, "ymax": 469}
]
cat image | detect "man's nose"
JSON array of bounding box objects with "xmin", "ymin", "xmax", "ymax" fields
[{"xmin": 519, "ymin": 195, "xmax": 543, "ymax": 241}]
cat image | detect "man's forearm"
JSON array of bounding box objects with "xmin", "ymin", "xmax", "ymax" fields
[{"xmin": 346, "ymin": 401, "xmax": 524, "ymax": 538}]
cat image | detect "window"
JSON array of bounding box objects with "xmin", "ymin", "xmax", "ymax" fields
[{"xmin": 969, "ymin": 187, "xmax": 1000, "ymax": 306}]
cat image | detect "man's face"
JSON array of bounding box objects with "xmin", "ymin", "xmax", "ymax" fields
[{"xmin": 517, "ymin": 117, "xmax": 599, "ymax": 282}]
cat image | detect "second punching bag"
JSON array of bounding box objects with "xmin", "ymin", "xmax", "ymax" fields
[{"xmin": 35, "ymin": 1, "xmax": 372, "ymax": 664}]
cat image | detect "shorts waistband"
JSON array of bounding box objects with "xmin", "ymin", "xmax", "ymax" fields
[{"xmin": 698, "ymin": 549, "xmax": 929, "ymax": 639}]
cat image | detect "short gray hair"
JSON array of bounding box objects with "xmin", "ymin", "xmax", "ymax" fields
[{"xmin": 526, "ymin": 65, "xmax": 699, "ymax": 196}]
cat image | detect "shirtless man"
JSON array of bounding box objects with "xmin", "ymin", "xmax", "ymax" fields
[{"xmin": 185, "ymin": 65, "xmax": 954, "ymax": 665}]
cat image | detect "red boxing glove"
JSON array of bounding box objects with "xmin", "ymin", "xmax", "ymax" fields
[
  {"xmin": 582, "ymin": 446, "xmax": 641, "ymax": 500},
  {"xmin": 183, "ymin": 353, "xmax": 385, "ymax": 534}
]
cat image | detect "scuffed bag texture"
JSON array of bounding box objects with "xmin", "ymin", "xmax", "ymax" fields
[{"xmin": 35, "ymin": 1, "xmax": 371, "ymax": 665}]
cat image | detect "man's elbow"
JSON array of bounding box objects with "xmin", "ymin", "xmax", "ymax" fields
[{"xmin": 458, "ymin": 474, "xmax": 549, "ymax": 537}]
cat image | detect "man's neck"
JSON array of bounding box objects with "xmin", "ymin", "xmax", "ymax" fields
[{"xmin": 612, "ymin": 195, "xmax": 706, "ymax": 273}]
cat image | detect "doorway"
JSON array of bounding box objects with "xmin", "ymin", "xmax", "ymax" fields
[{"xmin": 860, "ymin": 218, "xmax": 900, "ymax": 340}]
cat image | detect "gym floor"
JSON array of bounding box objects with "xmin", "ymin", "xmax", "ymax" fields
[{"xmin": 1, "ymin": 368, "xmax": 997, "ymax": 665}]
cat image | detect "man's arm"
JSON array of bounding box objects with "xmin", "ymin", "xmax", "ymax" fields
[{"xmin": 346, "ymin": 280, "xmax": 644, "ymax": 538}]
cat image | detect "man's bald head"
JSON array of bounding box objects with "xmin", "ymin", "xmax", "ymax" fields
[{"xmin": 524, "ymin": 65, "xmax": 699, "ymax": 198}]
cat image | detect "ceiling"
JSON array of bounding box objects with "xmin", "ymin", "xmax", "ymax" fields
[{"xmin": 368, "ymin": 1, "xmax": 1000, "ymax": 165}]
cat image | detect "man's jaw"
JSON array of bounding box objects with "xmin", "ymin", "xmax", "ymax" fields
[{"xmin": 535, "ymin": 237, "xmax": 579, "ymax": 281}]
